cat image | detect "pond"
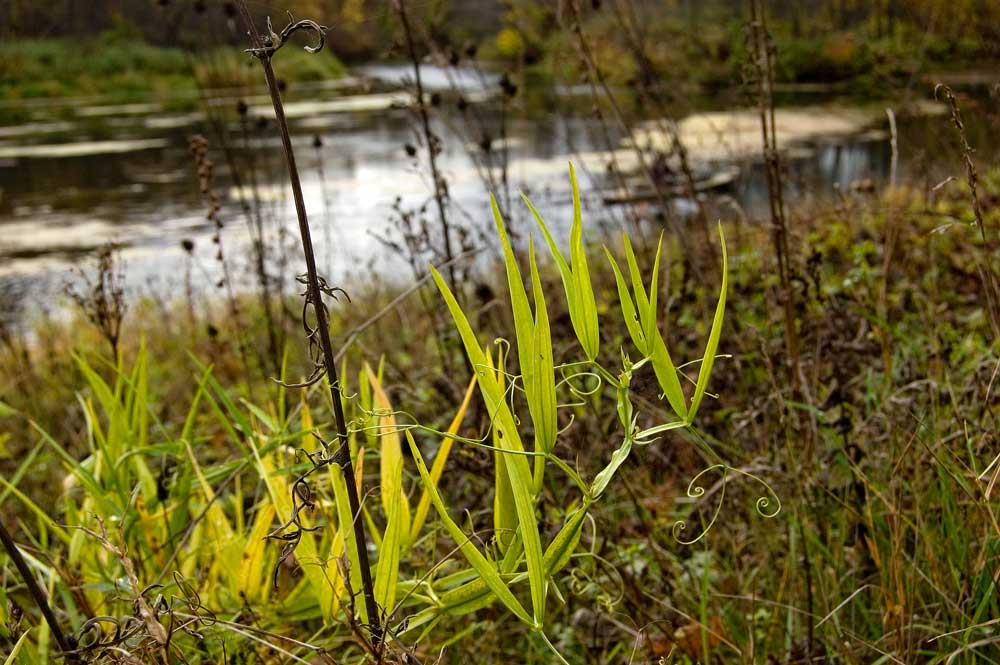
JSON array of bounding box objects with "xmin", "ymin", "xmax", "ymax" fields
[{"xmin": 0, "ymin": 63, "xmax": 993, "ymax": 326}]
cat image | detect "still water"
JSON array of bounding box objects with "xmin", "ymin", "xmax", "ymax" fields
[{"xmin": 0, "ymin": 64, "xmax": 990, "ymax": 325}]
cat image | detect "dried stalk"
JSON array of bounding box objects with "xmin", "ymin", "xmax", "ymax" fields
[
  {"xmin": 747, "ymin": 0, "xmax": 805, "ymax": 411},
  {"xmin": 0, "ymin": 520, "xmax": 77, "ymax": 661},
  {"xmin": 936, "ymin": 84, "xmax": 1000, "ymax": 340},
  {"xmin": 394, "ymin": 0, "xmax": 459, "ymax": 296},
  {"xmin": 234, "ymin": 2, "xmax": 382, "ymax": 643}
]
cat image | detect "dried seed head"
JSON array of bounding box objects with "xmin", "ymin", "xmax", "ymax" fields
[{"xmin": 500, "ymin": 73, "xmax": 517, "ymax": 98}]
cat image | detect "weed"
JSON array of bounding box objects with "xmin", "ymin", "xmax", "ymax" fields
[{"xmin": 65, "ymin": 243, "xmax": 126, "ymax": 358}]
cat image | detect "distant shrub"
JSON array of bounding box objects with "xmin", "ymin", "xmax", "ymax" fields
[{"xmin": 777, "ymin": 32, "xmax": 874, "ymax": 82}]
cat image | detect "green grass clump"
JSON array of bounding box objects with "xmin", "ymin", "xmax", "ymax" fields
[{"xmin": 0, "ymin": 34, "xmax": 345, "ymax": 124}]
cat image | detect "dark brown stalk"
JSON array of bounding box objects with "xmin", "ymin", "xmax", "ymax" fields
[
  {"xmin": 0, "ymin": 520, "xmax": 77, "ymax": 661},
  {"xmin": 394, "ymin": 0, "xmax": 458, "ymax": 296},
  {"xmin": 607, "ymin": 0, "xmax": 717, "ymax": 267},
  {"xmin": 234, "ymin": 2, "xmax": 381, "ymax": 642},
  {"xmin": 563, "ymin": 0, "xmax": 694, "ymax": 261},
  {"xmin": 936, "ymin": 84, "xmax": 1000, "ymax": 340},
  {"xmin": 747, "ymin": 0, "xmax": 806, "ymax": 426}
]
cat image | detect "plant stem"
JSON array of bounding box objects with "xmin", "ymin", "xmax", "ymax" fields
[
  {"xmin": 235, "ymin": 2, "xmax": 382, "ymax": 641},
  {"xmin": 0, "ymin": 520, "xmax": 76, "ymax": 660},
  {"xmin": 394, "ymin": 0, "xmax": 458, "ymax": 296}
]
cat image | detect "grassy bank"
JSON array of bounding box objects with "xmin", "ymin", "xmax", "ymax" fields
[
  {"xmin": 1, "ymin": 162, "xmax": 999, "ymax": 661},
  {"xmin": 489, "ymin": 3, "xmax": 1000, "ymax": 101},
  {"xmin": 0, "ymin": 33, "xmax": 346, "ymax": 124}
]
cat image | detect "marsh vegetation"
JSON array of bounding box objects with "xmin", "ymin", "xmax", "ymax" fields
[{"xmin": 1, "ymin": 1, "xmax": 999, "ymax": 663}]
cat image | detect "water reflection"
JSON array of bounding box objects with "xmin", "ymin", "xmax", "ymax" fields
[{"xmin": 0, "ymin": 66, "xmax": 993, "ymax": 326}]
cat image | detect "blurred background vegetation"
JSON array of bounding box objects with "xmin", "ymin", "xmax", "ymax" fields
[{"xmin": 1, "ymin": 0, "xmax": 999, "ymax": 102}]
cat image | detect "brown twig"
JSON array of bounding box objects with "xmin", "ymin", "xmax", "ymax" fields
[
  {"xmin": 393, "ymin": 0, "xmax": 459, "ymax": 297},
  {"xmin": 746, "ymin": 0, "xmax": 808, "ymax": 436},
  {"xmin": 234, "ymin": 2, "xmax": 382, "ymax": 645},
  {"xmin": 0, "ymin": 520, "xmax": 77, "ymax": 661},
  {"xmin": 936, "ymin": 84, "xmax": 1000, "ymax": 340}
]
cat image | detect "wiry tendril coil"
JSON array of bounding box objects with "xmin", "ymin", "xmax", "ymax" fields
[
  {"xmin": 672, "ymin": 463, "xmax": 781, "ymax": 545},
  {"xmin": 271, "ymin": 275, "xmax": 350, "ymax": 390},
  {"xmin": 68, "ymin": 572, "xmax": 216, "ymax": 661},
  {"xmin": 246, "ymin": 15, "xmax": 327, "ymax": 60}
]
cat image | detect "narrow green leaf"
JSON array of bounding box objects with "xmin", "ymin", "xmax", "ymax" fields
[
  {"xmin": 3, "ymin": 628, "xmax": 30, "ymax": 665},
  {"xmin": 430, "ymin": 266, "xmax": 548, "ymax": 624},
  {"xmin": 634, "ymin": 420, "xmax": 688, "ymax": 442},
  {"xmin": 687, "ymin": 224, "xmax": 728, "ymax": 422},
  {"xmin": 410, "ymin": 374, "xmax": 477, "ymax": 542},
  {"xmin": 240, "ymin": 400, "xmax": 277, "ymax": 433},
  {"xmin": 568, "ymin": 163, "xmax": 600, "ymax": 360},
  {"xmin": 367, "ymin": 367, "xmax": 407, "ymax": 614},
  {"xmin": 494, "ymin": 197, "xmax": 554, "ymax": 465},
  {"xmin": 529, "ymin": 237, "xmax": 557, "ymax": 458},
  {"xmin": 329, "ymin": 461, "xmax": 366, "ymax": 625},
  {"xmin": 644, "ymin": 234, "xmax": 665, "ymax": 350},
  {"xmin": 605, "ymin": 247, "xmax": 646, "ymax": 355},
  {"xmin": 406, "ymin": 431, "xmax": 534, "ymax": 626},
  {"xmin": 522, "ymin": 193, "xmax": 585, "ymax": 359},
  {"xmin": 591, "ymin": 436, "xmax": 632, "ymax": 499},
  {"xmin": 487, "ymin": 348, "xmax": 517, "ymax": 555},
  {"xmin": 543, "ymin": 504, "xmax": 589, "ymax": 575},
  {"xmin": 493, "ymin": 193, "xmax": 535, "ymax": 381},
  {"xmin": 649, "ymin": 334, "xmax": 689, "ymax": 421},
  {"xmin": 620, "ymin": 232, "xmax": 688, "ymax": 419}
]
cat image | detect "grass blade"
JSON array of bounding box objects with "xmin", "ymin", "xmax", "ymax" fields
[{"xmin": 567, "ymin": 162, "xmax": 600, "ymax": 360}]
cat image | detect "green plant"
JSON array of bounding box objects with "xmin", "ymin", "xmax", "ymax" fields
[{"xmin": 388, "ymin": 163, "xmax": 749, "ymax": 660}]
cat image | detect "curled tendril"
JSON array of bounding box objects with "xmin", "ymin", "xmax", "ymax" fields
[
  {"xmin": 263, "ymin": 432, "xmax": 352, "ymax": 589},
  {"xmin": 672, "ymin": 463, "xmax": 781, "ymax": 545},
  {"xmin": 266, "ymin": 473, "xmax": 326, "ymax": 588},
  {"xmin": 672, "ymin": 464, "xmax": 727, "ymax": 545},
  {"xmin": 567, "ymin": 552, "xmax": 625, "ymax": 614},
  {"xmin": 247, "ymin": 15, "xmax": 327, "ymax": 60},
  {"xmin": 68, "ymin": 573, "xmax": 217, "ymax": 660},
  {"xmin": 271, "ymin": 274, "xmax": 350, "ymax": 391},
  {"xmin": 558, "ymin": 369, "xmax": 603, "ymax": 398}
]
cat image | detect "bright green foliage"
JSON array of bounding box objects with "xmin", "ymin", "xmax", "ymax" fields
[
  {"xmin": 523, "ymin": 164, "xmax": 600, "ymax": 361},
  {"xmin": 493, "ymin": 194, "xmax": 557, "ymax": 490},
  {"xmin": 0, "ymin": 166, "xmax": 730, "ymax": 663},
  {"xmin": 604, "ymin": 224, "xmax": 729, "ymax": 428},
  {"xmin": 406, "ymin": 430, "xmax": 534, "ymax": 626},
  {"xmin": 430, "ymin": 264, "xmax": 549, "ymax": 626},
  {"xmin": 424, "ymin": 165, "xmax": 730, "ymax": 647}
]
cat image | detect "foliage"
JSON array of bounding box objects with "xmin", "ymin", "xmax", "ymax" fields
[
  {"xmin": 2, "ymin": 165, "xmax": 1000, "ymax": 662},
  {"xmin": 0, "ymin": 165, "xmax": 739, "ymax": 662}
]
